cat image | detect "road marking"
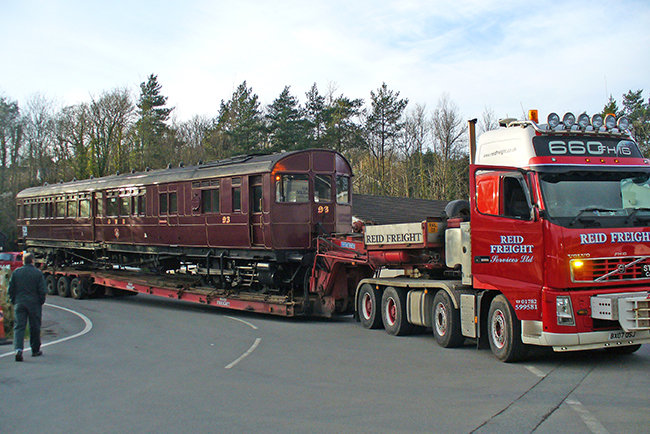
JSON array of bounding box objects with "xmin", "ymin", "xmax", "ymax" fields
[
  {"xmin": 225, "ymin": 338, "xmax": 261, "ymax": 369},
  {"xmin": 524, "ymin": 365, "xmax": 547, "ymax": 378},
  {"xmin": 566, "ymin": 399, "xmax": 611, "ymax": 434},
  {"xmin": 0, "ymin": 303, "xmax": 93, "ymax": 358},
  {"xmin": 225, "ymin": 315, "xmax": 258, "ymax": 330}
]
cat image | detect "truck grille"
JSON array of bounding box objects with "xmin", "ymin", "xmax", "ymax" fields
[{"xmin": 571, "ymin": 256, "xmax": 650, "ymax": 283}]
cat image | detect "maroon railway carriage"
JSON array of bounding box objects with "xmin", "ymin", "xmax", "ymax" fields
[{"xmin": 16, "ymin": 149, "xmax": 353, "ymax": 297}]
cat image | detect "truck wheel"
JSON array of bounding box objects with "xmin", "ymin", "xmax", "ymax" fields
[
  {"xmin": 45, "ymin": 274, "xmax": 57, "ymax": 296},
  {"xmin": 381, "ymin": 287, "xmax": 413, "ymax": 336},
  {"xmin": 488, "ymin": 295, "xmax": 528, "ymax": 362},
  {"xmin": 432, "ymin": 291, "xmax": 464, "ymax": 348},
  {"xmin": 70, "ymin": 277, "xmax": 85, "ymax": 300},
  {"xmin": 358, "ymin": 283, "xmax": 382, "ymax": 329},
  {"xmin": 604, "ymin": 344, "xmax": 642, "ymax": 355},
  {"xmin": 57, "ymin": 276, "xmax": 71, "ymax": 298}
]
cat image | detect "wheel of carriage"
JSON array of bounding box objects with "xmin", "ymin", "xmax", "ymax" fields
[
  {"xmin": 57, "ymin": 275, "xmax": 71, "ymax": 298},
  {"xmin": 488, "ymin": 294, "xmax": 528, "ymax": 362},
  {"xmin": 381, "ymin": 286, "xmax": 414, "ymax": 336},
  {"xmin": 357, "ymin": 283, "xmax": 382, "ymax": 329},
  {"xmin": 70, "ymin": 277, "xmax": 86, "ymax": 300},
  {"xmin": 432, "ymin": 290, "xmax": 464, "ymax": 348},
  {"xmin": 45, "ymin": 274, "xmax": 57, "ymax": 296}
]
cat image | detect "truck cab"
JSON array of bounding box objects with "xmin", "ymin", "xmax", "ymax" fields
[{"xmin": 466, "ymin": 111, "xmax": 650, "ymax": 360}]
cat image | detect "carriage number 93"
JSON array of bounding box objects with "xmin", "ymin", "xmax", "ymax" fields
[{"xmin": 548, "ymin": 140, "xmax": 632, "ymax": 156}]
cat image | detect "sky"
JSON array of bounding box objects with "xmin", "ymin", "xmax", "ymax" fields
[{"xmin": 1, "ymin": 0, "xmax": 649, "ymax": 124}]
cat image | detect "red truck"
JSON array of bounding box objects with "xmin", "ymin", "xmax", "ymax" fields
[{"xmin": 313, "ymin": 110, "xmax": 650, "ymax": 361}]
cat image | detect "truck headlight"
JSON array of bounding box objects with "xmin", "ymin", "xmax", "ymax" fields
[{"xmin": 556, "ymin": 296, "xmax": 575, "ymax": 326}]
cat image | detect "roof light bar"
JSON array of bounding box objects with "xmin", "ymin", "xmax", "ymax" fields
[
  {"xmin": 547, "ymin": 112, "xmax": 560, "ymax": 128},
  {"xmin": 562, "ymin": 112, "xmax": 576, "ymax": 128}
]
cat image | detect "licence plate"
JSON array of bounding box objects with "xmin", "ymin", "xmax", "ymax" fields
[{"xmin": 609, "ymin": 331, "xmax": 636, "ymax": 340}]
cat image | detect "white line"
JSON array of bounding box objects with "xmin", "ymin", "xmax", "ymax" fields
[
  {"xmin": 0, "ymin": 303, "xmax": 93, "ymax": 358},
  {"xmin": 225, "ymin": 315, "xmax": 258, "ymax": 330},
  {"xmin": 225, "ymin": 338, "xmax": 261, "ymax": 369},
  {"xmin": 524, "ymin": 365, "xmax": 547, "ymax": 378},
  {"xmin": 566, "ymin": 399, "xmax": 611, "ymax": 434}
]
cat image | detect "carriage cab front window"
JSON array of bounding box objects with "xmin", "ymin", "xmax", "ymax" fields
[{"xmin": 275, "ymin": 174, "xmax": 309, "ymax": 203}]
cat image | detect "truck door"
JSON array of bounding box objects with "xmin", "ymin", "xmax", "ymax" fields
[{"xmin": 470, "ymin": 168, "xmax": 544, "ymax": 298}]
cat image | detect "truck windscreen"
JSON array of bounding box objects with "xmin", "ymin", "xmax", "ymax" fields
[{"xmin": 539, "ymin": 171, "xmax": 650, "ymax": 228}]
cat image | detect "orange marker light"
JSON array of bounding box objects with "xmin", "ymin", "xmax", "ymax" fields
[{"xmin": 528, "ymin": 110, "xmax": 539, "ymax": 123}]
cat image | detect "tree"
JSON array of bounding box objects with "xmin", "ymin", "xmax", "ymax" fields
[
  {"xmin": 364, "ymin": 83, "xmax": 408, "ymax": 195},
  {"xmin": 479, "ymin": 106, "xmax": 499, "ymax": 134},
  {"xmin": 265, "ymin": 86, "xmax": 308, "ymax": 152},
  {"xmin": 0, "ymin": 96, "xmax": 22, "ymax": 192},
  {"xmin": 622, "ymin": 89, "xmax": 650, "ymax": 155},
  {"xmin": 430, "ymin": 93, "xmax": 468, "ymax": 200},
  {"xmin": 55, "ymin": 103, "xmax": 91, "ymax": 181},
  {"xmin": 400, "ymin": 103, "xmax": 431, "ymax": 198},
  {"xmin": 22, "ymin": 93, "xmax": 57, "ymax": 185},
  {"xmin": 602, "ymin": 94, "xmax": 622, "ymax": 118},
  {"xmin": 304, "ymin": 83, "xmax": 326, "ymax": 147},
  {"xmin": 133, "ymin": 74, "xmax": 174, "ymax": 169},
  {"xmin": 88, "ymin": 88, "xmax": 134, "ymax": 177},
  {"xmin": 208, "ymin": 81, "xmax": 264, "ymax": 158}
]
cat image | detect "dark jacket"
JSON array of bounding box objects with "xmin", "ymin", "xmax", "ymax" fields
[{"xmin": 8, "ymin": 264, "xmax": 46, "ymax": 306}]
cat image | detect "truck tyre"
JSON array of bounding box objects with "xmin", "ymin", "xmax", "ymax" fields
[
  {"xmin": 57, "ymin": 276, "xmax": 71, "ymax": 298},
  {"xmin": 381, "ymin": 287, "xmax": 414, "ymax": 336},
  {"xmin": 488, "ymin": 295, "xmax": 528, "ymax": 362},
  {"xmin": 444, "ymin": 200, "xmax": 470, "ymax": 220},
  {"xmin": 432, "ymin": 291, "xmax": 464, "ymax": 348},
  {"xmin": 358, "ymin": 283, "xmax": 382, "ymax": 329},
  {"xmin": 45, "ymin": 274, "xmax": 57, "ymax": 296},
  {"xmin": 70, "ymin": 277, "xmax": 85, "ymax": 300}
]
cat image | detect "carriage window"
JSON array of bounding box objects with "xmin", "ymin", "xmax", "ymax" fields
[
  {"xmin": 315, "ymin": 175, "xmax": 332, "ymax": 203},
  {"xmin": 38, "ymin": 202, "xmax": 46, "ymax": 219},
  {"xmin": 251, "ymin": 185, "xmax": 263, "ymax": 213},
  {"xmin": 56, "ymin": 201, "xmax": 65, "ymax": 217},
  {"xmin": 107, "ymin": 197, "xmax": 118, "ymax": 216},
  {"xmin": 232, "ymin": 187, "xmax": 241, "ymax": 212},
  {"xmin": 24, "ymin": 204, "xmax": 31, "ymax": 219},
  {"xmin": 79, "ymin": 199, "xmax": 90, "ymax": 218},
  {"xmin": 67, "ymin": 200, "xmax": 78, "ymax": 218},
  {"xmin": 276, "ymin": 174, "xmax": 309, "ymax": 203},
  {"xmin": 96, "ymin": 193, "xmax": 103, "ymax": 217},
  {"xmin": 201, "ymin": 188, "xmax": 220, "ymax": 213},
  {"xmin": 159, "ymin": 193, "xmax": 168, "ymax": 214},
  {"xmin": 134, "ymin": 194, "xmax": 146, "ymax": 216},
  {"xmin": 169, "ymin": 192, "xmax": 177, "ymax": 214},
  {"xmin": 336, "ymin": 175, "xmax": 350, "ymax": 204},
  {"xmin": 119, "ymin": 196, "xmax": 131, "ymax": 216}
]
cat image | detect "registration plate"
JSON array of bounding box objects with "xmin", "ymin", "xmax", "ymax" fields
[{"xmin": 609, "ymin": 331, "xmax": 636, "ymax": 340}]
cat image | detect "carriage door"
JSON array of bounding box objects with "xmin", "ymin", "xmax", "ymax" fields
[{"xmin": 250, "ymin": 176, "xmax": 265, "ymax": 246}]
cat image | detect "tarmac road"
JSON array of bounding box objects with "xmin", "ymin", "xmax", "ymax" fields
[{"xmin": 1, "ymin": 293, "xmax": 649, "ymax": 434}]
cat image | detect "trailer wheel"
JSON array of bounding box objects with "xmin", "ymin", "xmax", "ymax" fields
[
  {"xmin": 358, "ymin": 283, "xmax": 382, "ymax": 329},
  {"xmin": 45, "ymin": 274, "xmax": 57, "ymax": 296},
  {"xmin": 381, "ymin": 287, "xmax": 413, "ymax": 336},
  {"xmin": 57, "ymin": 276, "xmax": 71, "ymax": 298},
  {"xmin": 432, "ymin": 291, "xmax": 464, "ymax": 348},
  {"xmin": 488, "ymin": 295, "xmax": 528, "ymax": 362},
  {"xmin": 70, "ymin": 277, "xmax": 85, "ymax": 300},
  {"xmin": 604, "ymin": 344, "xmax": 642, "ymax": 355}
]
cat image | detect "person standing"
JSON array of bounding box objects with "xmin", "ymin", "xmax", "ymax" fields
[{"xmin": 8, "ymin": 252, "xmax": 46, "ymax": 362}]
